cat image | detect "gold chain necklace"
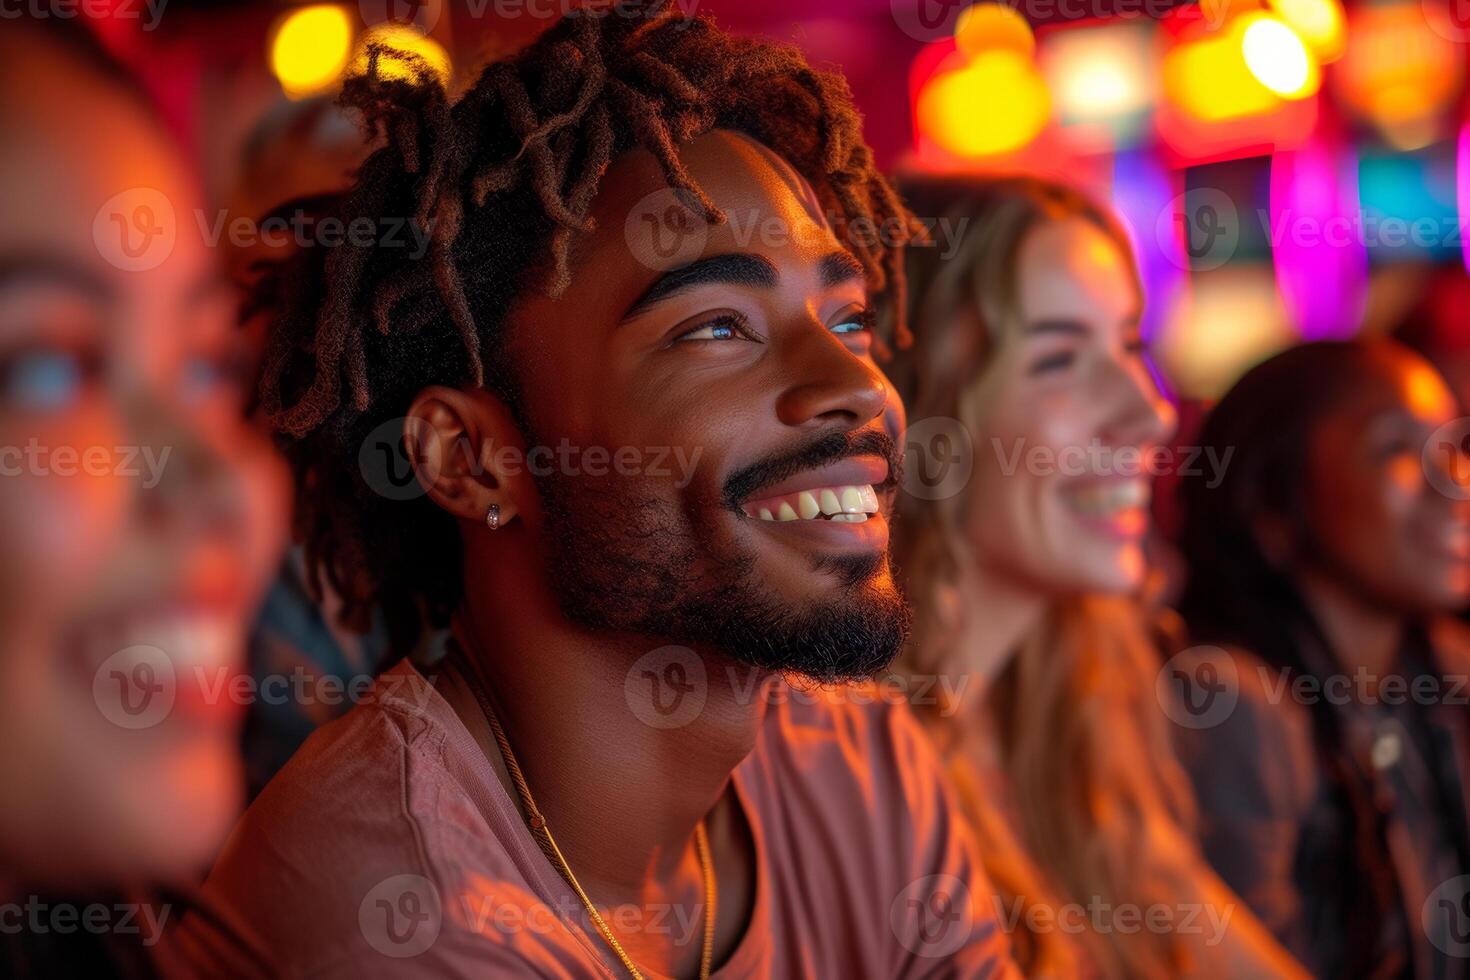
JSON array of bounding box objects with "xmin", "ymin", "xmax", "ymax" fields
[{"xmin": 449, "ymin": 643, "xmax": 717, "ymax": 980}]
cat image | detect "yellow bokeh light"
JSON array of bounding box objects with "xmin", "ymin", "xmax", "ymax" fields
[
  {"xmin": 954, "ymin": 3, "xmax": 1035, "ymax": 60},
  {"xmin": 1241, "ymin": 16, "xmax": 1319, "ymax": 99},
  {"xmin": 917, "ymin": 50, "xmax": 1050, "ymax": 158},
  {"xmin": 1268, "ymin": 0, "xmax": 1346, "ymax": 62},
  {"xmin": 351, "ymin": 24, "xmax": 452, "ymax": 85},
  {"xmin": 1164, "ymin": 32, "xmax": 1278, "ymax": 121},
  {"xmin": 270, "ymin": 5, "xmax": 354, "ymax": 100}
]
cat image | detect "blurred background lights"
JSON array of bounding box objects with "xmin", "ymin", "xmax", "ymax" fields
[
  {"xmin": 1267, "ymin": 0, "xmax": 1347, "ymax": 62},
  {"xmin": 1241, "ymin": 16, "xmax": 1320, "ymax": 99},
  {"xmin": 269, "ymin": 4, "xmax": 353, "ymax": 100},
  {"xmin": 917, "ymin": 50, "xmax": 1051, "ymax": 158},
  {"xmin": 954, "ymin": 2, "xmax": 1035, "ymax": 59}
]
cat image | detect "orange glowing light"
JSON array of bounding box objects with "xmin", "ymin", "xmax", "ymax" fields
[
  {"xmin": 350, "ymin": 23, "xmax": 452, "ymax": 85},
  {"xmin": 954, "ymin": 2, "xmax": 1035, "ymax": 59},
  {"xmin": 269, "ymin": 5, "xmax": 354, "ymax": 100},
  {"xmin": 1334, "ymin": 2, "xmax": 1462, "ymax": 136},
  {"xmin": 916, "ymin": 50, "xmax": 1051, "ymax": 158}
]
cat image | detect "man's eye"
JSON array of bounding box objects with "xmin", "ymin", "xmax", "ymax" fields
[
  {"xmin": 676, "ymin": 313, "xmax": 753, "ymax": 343},
  {"xmin": 832, "ymin": 309, "xmax": 875, "ymax": 335}
]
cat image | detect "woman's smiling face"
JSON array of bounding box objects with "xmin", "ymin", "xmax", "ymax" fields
[
  {"xmin": 0, "ymin": 30, "xmax": 287, "ymax": 889},
  {"xmin": 962, "ymin": 216, "xmax": 1176, "ymax": 598}
]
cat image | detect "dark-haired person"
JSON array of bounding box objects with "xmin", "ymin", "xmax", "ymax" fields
[
  {"xmin": 173, "ymin": 4, "xmax": 1019, "ymax": 976},
  {"xmin": 1175, "ymin": 338, "xmax": 1470, "ymax": 978},
  {"xmin": 0, "ymin": 18, "xmax": 287, "ymax": 977}
]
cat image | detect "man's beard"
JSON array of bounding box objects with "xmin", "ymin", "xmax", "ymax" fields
[{"xmin": 532, "ymin": 432, "xmax": 910, "ymax": 684}]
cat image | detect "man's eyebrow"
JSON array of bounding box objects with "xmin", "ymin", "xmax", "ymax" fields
[
  {"xmin": 0, "ymin": 254, "xmax": 112, "ymax": 302},
  {"xmin": 819, "ymin": 250, "xmax": 866, "ymax": 289},
  {"xmin": 622, "ymin": 252, "xmax": 779, "ymax": 322}
]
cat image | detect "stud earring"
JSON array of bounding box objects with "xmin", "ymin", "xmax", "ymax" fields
[{"xmin": 485, "ymin": 503, "xmax": 501, "ymax": 530}]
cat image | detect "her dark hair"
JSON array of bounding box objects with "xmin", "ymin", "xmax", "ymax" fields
[
  {"xmin": 1175, "ymin": 339, "xmax": 1406, "ymax": 972},
  {"xmin": 256, "ymin": 1, "xmax": 920, "ymax": 654}
]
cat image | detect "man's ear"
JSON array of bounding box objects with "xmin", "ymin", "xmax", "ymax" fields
[{"xmin": 404, "ymin": 385, "xmax": 526, "ymax": 528}]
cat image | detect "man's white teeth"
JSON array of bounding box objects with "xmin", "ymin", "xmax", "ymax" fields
[
  {"xmin": 1066, "ymin": 480, "xmax": 1148, "ymax": 517},
  {"xmin": 749, "ymin": 484, "xmax": 881, "ymax": 522}
]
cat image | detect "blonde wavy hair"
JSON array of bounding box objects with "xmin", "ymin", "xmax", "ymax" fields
[{"xmin": 889, "ymin": 175, "xmax": 1197, "ymax": 978}]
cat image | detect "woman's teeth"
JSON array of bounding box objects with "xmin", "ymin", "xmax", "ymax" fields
[
  {"xmin": 747, "ymin": 484, "xmax": 881, "ymax": 524},
  {"xmin": 1064, "ymin": 480, "xmax": 1149, "ymax": 517}
]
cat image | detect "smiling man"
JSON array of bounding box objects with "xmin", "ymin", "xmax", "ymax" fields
[{"xmin": 176, "ymin": 4, "xmax": 1016, "ymax": 976}]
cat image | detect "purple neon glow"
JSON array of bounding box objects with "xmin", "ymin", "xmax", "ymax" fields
[
  {"xmin": 1459, "ymin": 120, "xmax": 1470, "ymax": 276},
  {"xmin": 1110, "ymin": 148, "xmax": 1183, "ymax": 400},
  {"xmin": 1268, "ymin": 135, "xmax": 1368, "ymax": 341}
]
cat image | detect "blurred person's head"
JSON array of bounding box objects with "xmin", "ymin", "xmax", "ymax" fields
[
  {"xmin": 0, "ymin": 21, "xmax": 286, "ymax": 890},
  {"xmin": 259, "ymin": 4, "xmax": 920, "ymax": 682},
  {"xmin": 890, "ymin": 175, "xmax": 1186, "ymax": 978},
  {"xmin": 895, "ymin": 175, "xmax": 1175, "ymax": 614},
  {"xmin": 1179, "ymin": 338, "xmax": 1470, "ymax": 648}
]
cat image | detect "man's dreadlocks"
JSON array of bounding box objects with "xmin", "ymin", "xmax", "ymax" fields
[{"xmin": 259, "ymin": 0, "xmax": 921, "ymax": 655}]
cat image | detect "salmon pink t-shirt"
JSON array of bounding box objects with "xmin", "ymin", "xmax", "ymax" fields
[{"xmin": 173, "ymin": 659, "xmax": 1018, "ymax": 978}]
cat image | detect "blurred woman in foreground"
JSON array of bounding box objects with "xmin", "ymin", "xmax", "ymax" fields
[
  {"xmin": 891, "ymin": 175, "xmax": 1302, "ymax": 978},
  {"xmin": 0, "ymin": 19, "xmax": 284, "ymax": 974},
  {"xmin": 1176, "ymin": 339, "xmax": 1470, "ymax": 979}
]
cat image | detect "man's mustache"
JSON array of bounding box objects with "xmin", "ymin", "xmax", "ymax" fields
[{"xmin": 722, "ymin": 428, "xmax": 901, "ymax": 509}]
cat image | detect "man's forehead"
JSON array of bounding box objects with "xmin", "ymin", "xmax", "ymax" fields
[{"xmin": 575, "ymin": 128, "xmax": 839, "ymax": 268}]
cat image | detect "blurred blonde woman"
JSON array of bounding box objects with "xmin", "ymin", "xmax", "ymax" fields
[{"xmin": 889, "ymin": 175, "xmax": 1302, "ymax": 978}]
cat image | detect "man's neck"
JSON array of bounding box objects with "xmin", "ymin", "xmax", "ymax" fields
[{"xmin": 450, "ymin": 563, "xmax": 764, "ymax": 906}]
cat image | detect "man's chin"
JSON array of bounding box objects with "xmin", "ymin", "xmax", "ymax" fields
[{"xmin": 707, "ymin": 578, "xmax": 912, "ymax": 685}]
